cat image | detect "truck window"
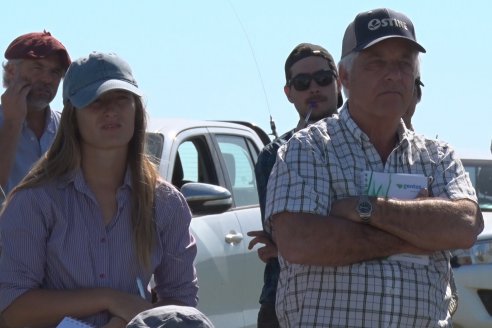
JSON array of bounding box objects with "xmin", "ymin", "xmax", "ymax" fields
[
  {"xmin": 173, "ymin": 138, "xmax": 218, "ymax": 189},
  {"xmin": 464, "ymin": 161, "xmax": 492, "ymax": 210},
  {"xmin": 216, "ymin": 135, "xmax": 259, "ymax": 207},
  {"xmin": 144, "ymin": 132, "xmax": 164, "ymax": 166}
]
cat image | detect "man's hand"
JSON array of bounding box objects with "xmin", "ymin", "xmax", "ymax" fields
[
  {"xmin": 247, "ymin": 230, "xmax": 278, "ymax": 263},
  {"xmin": 1, "ymin": 75, "xmax": 31, "ymax": 124},
  {"xmin": 0, "ymin": 76, "xmax": 32, "ymax": 189}
]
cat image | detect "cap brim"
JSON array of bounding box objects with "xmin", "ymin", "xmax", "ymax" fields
[
  {"xmin": 69, "ymin": 79, "xmax": 143, "ymax": 109},
  {"xmin": 360, "ymin": 35, "xmax": 426, "ymax": 53}
]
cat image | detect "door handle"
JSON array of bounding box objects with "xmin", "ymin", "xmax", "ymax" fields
[{"xmin": 225, "ymin": 231, "xmax": 243, "ymax": 245}]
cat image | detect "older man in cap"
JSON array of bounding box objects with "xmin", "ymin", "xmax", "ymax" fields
[
  {"xmin": 264, "ymin": 8, "xmax": 482, "ymax": 327},
  {"xmin": 0, "ymin": 31, "xmax": 70, "ymax": 194}
]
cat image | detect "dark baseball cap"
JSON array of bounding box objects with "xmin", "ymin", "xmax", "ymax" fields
[
  {"xmin": 341, "ymin": 8, "xmax": 426, "ymax": 59},
  {"xmin": 4, "ymin": 31, "xmax": 71, "ymax": 71},
  {"xmin": 285, "ymin": 43, "xmax": 343, "ymax": 108},
  {"xmin": 285, "ymin": 43, "xmax": 337, "ymax": 83},
  {"xmin": 63, "ymin": 51, "xmax": 143, "ymax": 109}
]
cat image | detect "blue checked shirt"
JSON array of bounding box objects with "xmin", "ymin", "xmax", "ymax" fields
[
  {"xmin": 0, "ymin": 169, "xmax": 198, "ymax": 327},
  {"xmin": 265, "ymin": 105, "xmax": 476, "ymax": 328}
]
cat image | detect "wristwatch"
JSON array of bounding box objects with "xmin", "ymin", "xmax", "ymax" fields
[{"xmin": 356, "ymin": 194, "xmax": 373, "ymax": 223}]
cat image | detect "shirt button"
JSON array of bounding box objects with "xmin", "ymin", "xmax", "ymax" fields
[
  {"xmin": 100, "ymin": 237, "xmax": 106, "ymax": 243},
  {"xmin": 99, "ymin": 273, "xmax": 106, "ymax": 279}
]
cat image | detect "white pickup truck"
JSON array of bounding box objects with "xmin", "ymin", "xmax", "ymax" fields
[
  {"xmin": 145, "ymin": 118, "xmax": 270, "ymax": 328},
  {"xmin": 452, "ymin": 158, "xmax": 492, "ymax": 328}
]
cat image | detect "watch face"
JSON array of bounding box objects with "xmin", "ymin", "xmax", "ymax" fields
[
  {"xmin": 357, "ymin": 199, "xmax": 372, "ymax": 222},
  {"xmin": 358, "ymin": 201, "xmax": 372, "ymax": 214}
]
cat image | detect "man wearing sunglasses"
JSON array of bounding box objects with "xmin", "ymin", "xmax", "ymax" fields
[
  {"xmin": 264, "ymin": 8, "xmax": 483, "ymax": 327},
  {"xmin": 248, "ymin": 43, "xmax": 343, "ymax": 328}
]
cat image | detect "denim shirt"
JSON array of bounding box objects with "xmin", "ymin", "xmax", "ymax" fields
[{"xmin": 0, "ymin": 106, "xmax": 60, "ymax": 193}]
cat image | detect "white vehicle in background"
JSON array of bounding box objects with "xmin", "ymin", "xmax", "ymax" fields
[
  {"xmin": 145, "ymin": 119, "xmax": 270, "ymax": 328},
  {"xmin": 452, "ymin": 158, "xmax": 492, "ymax": 328}
]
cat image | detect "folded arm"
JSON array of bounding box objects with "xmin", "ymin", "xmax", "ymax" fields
[
  {"xmin": 331, "ymin": 197, "xmax": 483, "ymax": 251},
  {"xmin": 271, "ymin": 211, "xmax": 429, "ymax": 266}
]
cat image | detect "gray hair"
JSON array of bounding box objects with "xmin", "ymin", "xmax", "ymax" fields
[
  {"xmin": 337, "ymin": 52, "xmax": 358, "ymax": 99},
  {"xmin": 337, "ymin": 51, "xmax": 421, "ymax": 99},
  {"xmin": 2, "ymin": 59, "xmax": 20, "ymax": 88}
]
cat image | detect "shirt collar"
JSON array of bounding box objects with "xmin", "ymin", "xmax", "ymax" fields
[
  {"xmin": 59, "ymin": 167, "xmax": 133, "ymax": 192},
  {"xmin": 339, "ymin": 103, "xmax": 414, "ymax": 147},
  {"xmin": 45, "ymin": 107, "xmax": 59, "ymax": 134}
]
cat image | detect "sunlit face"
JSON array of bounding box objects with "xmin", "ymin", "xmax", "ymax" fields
[
  {"xmin": 76, "ymin": 90, "xmax": 136, "ymax": 152},
  {"xmin": 343, "ymin": 38, "xmax": 418, "ymax": 121},
  {"xmin": 8, "ymin": 55, "xmax": 64, "ymax": 111},
  {"xmin": 284, "ymin": 56, "xmax": 340, "ymax": 122}
]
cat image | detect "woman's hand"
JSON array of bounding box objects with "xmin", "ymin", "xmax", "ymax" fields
[{"xmin": 104, "ymin": 289, "xmax": 152, "ymax": 322}]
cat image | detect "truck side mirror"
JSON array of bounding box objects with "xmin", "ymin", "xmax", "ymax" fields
[{"xmin": 180, "ymin": 182, "xmax": 232, "ymax": 215}]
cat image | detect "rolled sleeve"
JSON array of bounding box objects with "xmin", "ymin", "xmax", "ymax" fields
[
  {"xmin": 428, "ymin": 145, "xmax": 477, "ymax": 202},
  {"xmin": 264, "ymin": 131, "xmax": 331, "ymax": 234},
  {"xmin": 0, "ymin": 189, "xmax": 49, "ymax": 312}
]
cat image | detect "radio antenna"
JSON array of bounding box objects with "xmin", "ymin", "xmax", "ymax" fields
[{"xmin": 227, "ymin": 1, "xmax": 278, "ymax": 139}]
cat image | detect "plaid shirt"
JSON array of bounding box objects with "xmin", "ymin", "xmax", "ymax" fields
[{"xmin": 265, "ymin": 106, "xmax": 476, "ymax": 327}]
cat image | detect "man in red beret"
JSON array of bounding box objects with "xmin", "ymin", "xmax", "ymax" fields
[{"xmin": 0, "ymin": 31, "xmax": 70, "ymax": 195}]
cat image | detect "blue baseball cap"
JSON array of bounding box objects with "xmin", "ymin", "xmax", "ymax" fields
[{"xmin": 63, "ymin": 51, "xmax": 143, "ymax": 108}]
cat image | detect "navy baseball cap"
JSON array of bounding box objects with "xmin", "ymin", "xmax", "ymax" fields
[
  {"xmin": 63, "ymin": 51, "xmax": 143, "ymax": 108},
  {"xmin": 285, "ymin": 43, "xmax": 337, "ymax": 83},
  {"xmin": 341, "ymin": 8, "xmax": 426, "ymax": 59}
]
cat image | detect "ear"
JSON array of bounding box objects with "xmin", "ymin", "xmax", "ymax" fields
[
  {"xmin": 336, "ymin": 77, "xmax": 342, "ymax": 95},
  {"xmin": 284, "ymin": 85, "xmax": 294, "ymax": 104},
  {"xmin": 338, "ymin": 66, "xmax": 349, "ymax": 91}
]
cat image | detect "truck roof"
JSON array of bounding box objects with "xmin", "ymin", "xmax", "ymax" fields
[{"xmin": 147, "ymin": 118, "xmax": 271, "ymax": 146}]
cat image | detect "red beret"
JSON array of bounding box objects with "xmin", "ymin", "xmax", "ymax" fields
[{"xmin": 5, "ymin": 30, "xmax": 71, "ymax": 71}]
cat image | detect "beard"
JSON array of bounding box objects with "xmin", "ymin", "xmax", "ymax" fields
[{"xmin": 26, "ymin": 83, "xmax": 55, "ymax": 111}]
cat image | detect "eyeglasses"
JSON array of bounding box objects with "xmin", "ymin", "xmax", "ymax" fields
[{"xmin": 288, "ymin": 70, "xmax": 336, "ymax": 91}]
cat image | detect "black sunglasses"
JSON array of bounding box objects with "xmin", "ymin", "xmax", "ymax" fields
[{"xmin": 288, "ymin": 70, "xmax": 336, "ymax": 91}]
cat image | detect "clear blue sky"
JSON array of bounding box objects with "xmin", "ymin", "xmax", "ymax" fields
[{"xmin": 3, "ymin": 1, "xmax": 491, "ymax": 158}]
